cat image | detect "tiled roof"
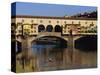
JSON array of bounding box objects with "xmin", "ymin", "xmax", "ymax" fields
[{"xmin": 11, "ymin": 15, "xmax": 97, "ymax": 20}]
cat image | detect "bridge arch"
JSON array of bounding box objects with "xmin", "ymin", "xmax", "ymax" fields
[
  {"xmin": 46, "ymin": 25, "xmax": 53, "ymax": 32},
  {"xmin": 31, "ymin": 35, "xmax": 68, "ymax": 47},
  {"xmin": 55, "ymin": 25, "xmax": 62, "ymax": 32},
  {"xmin": 73, "ymin": 36, "xmax": 83, "ymax": 41},
  {"xmin": 38, "ymin": 24, "xmax": 45, "ymax": 32},
  {"xmin": 32, "ymin": 35, "xmax": 67, "ymax": 42},
  {"xmin": 75, "ymin": 35, "xmax": 97, "ymax": 51}
]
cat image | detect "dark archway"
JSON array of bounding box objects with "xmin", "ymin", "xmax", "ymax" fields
[
  {"xmin": 55, "ymin": 25, "xmax": 62, "ymax": 32},
  {"xmin": 75, "ymin": 35, "xmax": 97, "ymax": 52},
  {"xmin": 38, "ymin": 24, "xmax": 45, "ymax": 32},
  {"xmin": 32, "ymin": 36, "xmax": 67, "ymax": 48},
  {"xmin": 31, "ymin": 36, "xmax": 67, "ymax": 68},
  {"xmin": 46, "ymin": 25, "xmax": 53, "ymax": 32}
]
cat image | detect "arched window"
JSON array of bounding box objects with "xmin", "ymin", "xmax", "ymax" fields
[
  {"xmin": 38, "ymin": 24, "xmax": 45, "ymax": 32},
  {"xmin": 57, "ymin": 21, "xmax": 59, "ymax": 23},
  {"xmin": 46, "ymin": 25, "xmax": 53, "ymax": 32},
  {"xmin": 55, "ymin": 25, "xmax": 62, "ymax": 32},
  {"xmin": 49, "ymin": 21, "xmax": 51, "ymax": 23}
]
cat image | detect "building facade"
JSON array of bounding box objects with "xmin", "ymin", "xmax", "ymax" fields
[{"xmin": 11, "ymin": 15, "xmax": 97, "ymax": 36}]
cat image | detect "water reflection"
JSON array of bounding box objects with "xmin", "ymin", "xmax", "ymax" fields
[
  {"xmin": 32, "ymin": 44, "xmax": 64, "ymax": 67},
  {"xmin": 32, "ymin": 45, "xmax": 96, "ymax": 71}
]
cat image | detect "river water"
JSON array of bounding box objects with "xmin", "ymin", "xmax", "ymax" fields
[{"xmin": 32, "ymin": 44, "xmax": 97, "ymax": 71}]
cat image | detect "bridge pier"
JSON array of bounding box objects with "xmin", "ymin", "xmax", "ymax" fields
[
  {"xmin": 62, "ymin": 35, "xmax": 74, "ymax": 66},
  {"xmin": 21, "ymin": 36, "xmax": 33, "ymax": 71},
  {"xmin": 62, "ymin": 35, "xmax": 83, "ymax": 66},
  {"xmin": 67, "ymin": 35, "xmax": 74, "ymax": 64}
]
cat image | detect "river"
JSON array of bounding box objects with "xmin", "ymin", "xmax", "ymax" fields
[{"xmin": 32, "ymin": 43, "xmax": 97, "ymax": 71}]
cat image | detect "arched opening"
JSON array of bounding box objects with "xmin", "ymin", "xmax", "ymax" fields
[
  {"xmin": 46, "ymin": 25, "xmax": 53, "ymax": 32},
  {"xmin": 31, "ymin": 36, "xmax": 67, "ymax": 68},
  {"xmin": 75, "ymin": 35, "xmax": 97, "ymax": 52},
  {"xmin": 32, "ymin": 36, "xmax": 67, "ymax": 48},
  {"xmin": 55, "ymin": 25, "xmax": 62, "ymax": 32},
  {"xmin": 38, "ymin": 24, "xmax": 45, "ymax": 32}
]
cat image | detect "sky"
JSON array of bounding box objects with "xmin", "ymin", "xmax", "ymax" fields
[{"xmin": 11, "ymin": 2, "xmax": 97, "ymax": 17}]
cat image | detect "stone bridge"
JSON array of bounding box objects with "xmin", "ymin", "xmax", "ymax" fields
[
  {"xmin": 16, "ymin": 32, "xmax": 97, "ymax": 52},
  {"xmin": 16, "ymin": 32, "xmax": 97, "ymax": 43}
]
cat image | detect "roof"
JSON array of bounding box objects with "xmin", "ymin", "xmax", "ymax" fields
[{"xmin": 11, "ymin": 15, "xmax": 97, "ymax": 20}]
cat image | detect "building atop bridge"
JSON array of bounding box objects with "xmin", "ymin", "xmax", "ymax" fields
[{"xmin": 11, "ymin": 15, "xmax": 97, "ymax": 37}]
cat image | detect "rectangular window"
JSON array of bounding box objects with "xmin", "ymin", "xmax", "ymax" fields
[
  {"xmin": 34, "ymin": 30, "xmax": 36, "ymax": 32},
  {"xmin": 31, "ymin": 25, "xmax": 33, "ymax": 28},
  {"xmin": 19, "ymin": 30, "xmax": 22, "ymax": 33},
  {"xmin": 34, "ymin": 27, "xmax": 36, "ymax": 29},
  {"xmin": 31, "ymin": 31, "xmax": 33, "ymax": 33}
]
